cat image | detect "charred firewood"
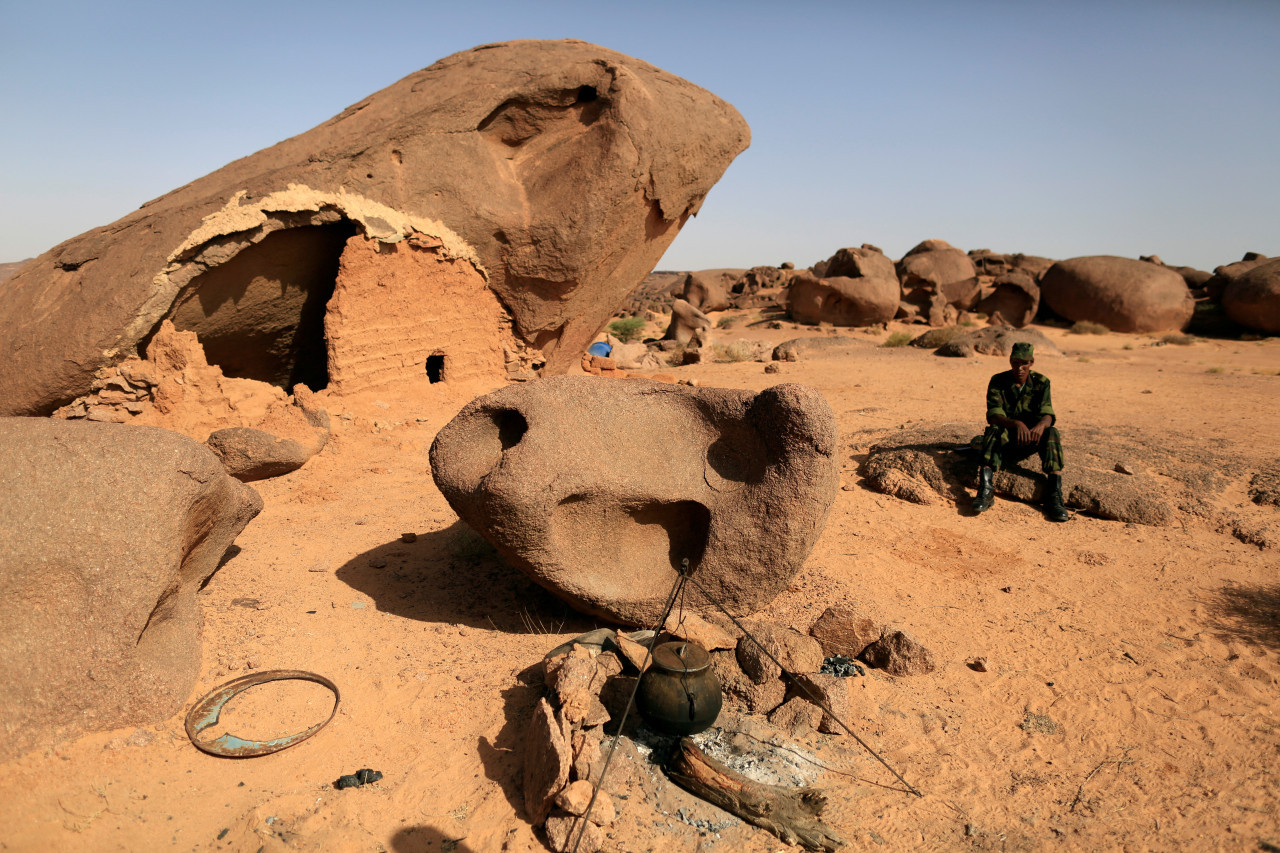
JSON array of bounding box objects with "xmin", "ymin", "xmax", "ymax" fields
[{"xmin": 664, "ymin": 738, "xmax": 845, "ymax": 851}]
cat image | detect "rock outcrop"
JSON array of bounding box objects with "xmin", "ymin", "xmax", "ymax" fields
[
  {"xmin": 430, "ymin": 377, "xmax": 838, "ymax": 625},
  {"xmin": 788, "ymin": 247, "xmax": 899, "ymax": 326},
  {"xmin": 0, "ymin": 418, "xmax": 262, "ymax": 761},
  {"xmin": 0, "ymin": 40, "xmax": 750, "ymax": 415},
  {"xmin": 921, "ymin": 325, "xmax": 1061, "ymax": 359},
  {"xmin": 974, "ymin": 271, "xmax": 1040, "ymax": 328},
  {"xmin": 664, "ymin": 298, "xmax": 713, "ymax": 346},
  {"xmin": 681, "ymin": 269, "xmax": 745, "ymax": 312},
  {"xmin": 896, "ymin": 239, "xmax": 980, "ymax": 324},
  {"xmin": 1039, "ymin": 256, "xmax": 1194, "ymax": 332},
  {"xmin": 860, "ymin": 424, "xmax": 1277, "ymax": 548},
  {"xmin": 52, "ymin": 320, "xmax": 331, "ymax": 479},
  {"xmin": 1222, "ymin": 257, "xmax": 1280, "ymax": 334}
]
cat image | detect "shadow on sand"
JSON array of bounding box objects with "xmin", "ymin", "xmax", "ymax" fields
[
  {"xmin": 1206, "ymin": 582, "xmax": 1280, "ymax": 652},
  {"xmin": 334, "ymin": 519, "xmax": 598, "ymax": 819}
]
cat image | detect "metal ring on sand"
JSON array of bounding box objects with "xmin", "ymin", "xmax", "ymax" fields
[{"xmin": 184, "ymin": 669, "xmax": 340, "ymax": 758}]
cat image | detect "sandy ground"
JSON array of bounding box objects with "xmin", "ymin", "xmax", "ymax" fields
[{"xmin": 1, "ymin": 315, "xmax": 1278, "ymax": 853}]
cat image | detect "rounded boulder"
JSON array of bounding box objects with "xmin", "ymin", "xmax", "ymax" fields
[
  {"xmin": 430, "ymin": 376, "xmax": 839, "ymax": 625},
  {"xmin": 1222, "ymin": 258, "xmax": 1280, "ymax": 334},
  {"xmin": 1040, "ymin": 256, "xmax": 1194, "ymax": 332}
]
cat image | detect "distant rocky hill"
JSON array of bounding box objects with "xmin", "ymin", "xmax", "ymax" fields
[{"xmin": 0, "ymin": 259, "xmax": 31, "ymax": 283}]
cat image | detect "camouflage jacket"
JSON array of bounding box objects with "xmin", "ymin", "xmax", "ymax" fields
[{"xmin": 986, "ymin": 370, "xmax": 1055, "ymax": 427}]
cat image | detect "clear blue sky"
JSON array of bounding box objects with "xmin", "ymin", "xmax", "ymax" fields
[{"xmin": 1, "ymin": 0, "xmax": 1276, "ymax": 272}]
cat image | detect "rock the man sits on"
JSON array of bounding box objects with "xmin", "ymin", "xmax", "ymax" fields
[{"xmin": 972, "ymin": 342, "xmax": 1069, "ymax": 521}]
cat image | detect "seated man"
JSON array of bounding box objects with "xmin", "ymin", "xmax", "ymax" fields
[{"xmin": 972, "ymin": 341, "xmax": 1069, "ymax": 522}]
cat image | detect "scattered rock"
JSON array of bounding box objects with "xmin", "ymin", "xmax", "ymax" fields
[
  {"xmin": 711, "ymin": 650, "xmax": 787, "ymax": 715},
  {"xmin": 545, "ymin": 811, "xmax": 606, "ymax": 852},
  {"xmin": 334, "ymin": 768, "xmax": 383, "ymax": 789},
  {"xmin": 897, "ymin": 239, "xmax": 980, "ymax": 324},
  {"xmin": 860, "ymin": 629, "xmax": 936, "ymax": 676},
  {"xmin": 682, "ymin": 269, "xmax": 745, "ymax": 312},
  {"xmin": 735, "ymin": 619, "xmax": 825, "ymax": 684},
  {"xmin": 932, "ymin": 325, "xmax": 1061, "ymax": 359},
  {"xmin": 663, "ymin": 611, "xmax": 738, "ymax": 651},
  {"xmin": 967, "ymin": 657, "xmax": 989, "ymax": 673},
  {"xmin": 788, "ymin": 265, "xmax": 899, "ymax": 327},
  {"xmin": 521, "ymin": 698, "xmax": 572, "ymax": 825},
  {"xmin": 790, "ymin": 672, "xmax": 855, "ymax": 734},
  {"xmin": 767, "ymin": 696, "xmax": 824, "ymax": 736},
  {"xmin": 206, "ymin": 427, "xmax": 312, "ymax": 481},
  {"xmin": 554, "ymin": 780, "xmax": 616, "ymax": 825},
  {"xmin": 772, "ymin": 336, "xmax": 872, "ymax": 362},
  {"xmin": 809, "ymin": 605, "xmax": 882, "ymax": 659}
]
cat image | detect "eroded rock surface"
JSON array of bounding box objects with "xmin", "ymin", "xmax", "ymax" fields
[
  {"xmin": 860, "ymin": 424, "xmax": 1277, "ymax": 546},
  {"xmin": 430, "ymin": 376, "xmax": 839, "ymax": 624},
  {"xmin": 0, "ymin": 39, "xmax": 749, "ymax": 415},
  {"xmin": 0, "ymin": 418, "xmax": 262, "ymax": 761}
]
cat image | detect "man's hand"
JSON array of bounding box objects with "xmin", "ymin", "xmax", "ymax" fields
[
  {"xmin": 1014, "ymin": 421, "xmax": 1034, "ymax": 445},
  {"xmin": 1027, "ymin": 423, "xmax": 1046, "ymax": 445}
]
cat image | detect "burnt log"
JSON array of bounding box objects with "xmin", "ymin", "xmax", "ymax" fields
[{"xmin": 664, "ymin": 738, "xmax": 845, "ymax": 851}]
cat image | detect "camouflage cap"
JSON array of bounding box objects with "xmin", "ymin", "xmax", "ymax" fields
[{"xmin": 1010, "ymin": 341, "xmax": 1034, "ymax": 361}]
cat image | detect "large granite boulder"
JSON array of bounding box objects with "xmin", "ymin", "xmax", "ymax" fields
[
  {"xmin": 897, "ymin": 239, "xmax": 980, "ymax": 324},
  {"xmin": 973, "ymin": 271, "xmax": 1040, "ymax": 327},
  {"xmin": 1039, "ymin": 256, "xmax": 1194, "ymax": 332},
  {"xmin": 430, "ymin": 377, "xmax": 839, "ymax": 625},
  {"xmin": 788, "ymin": 248, "xmax": 899, "ymax": 327},
  {"xmin": 0, "ymin": 418, "xmax": 262, "ymax": 761},
  {"xmin": 681, "ymin": 268, "xmax": 746, "ymax": 312},
  {"xmin": 0, "ymin": 39, "xmax": 750, "ymax": 415},
  {"xmin": 1222, "ymin": 258, "xmax": 1280, "ymax": 334},
  {"xmin": 1204, "ymin": 253, "xmax": 1269, "ymax": 302},
  {"xmin": 788, "ymin": 271, "xmax": 899, "ymax": 326}
]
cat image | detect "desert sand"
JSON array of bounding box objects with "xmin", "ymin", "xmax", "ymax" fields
[{"xmin": 1, "ymin": 314, "xmax": 1277, "ymax": 853}]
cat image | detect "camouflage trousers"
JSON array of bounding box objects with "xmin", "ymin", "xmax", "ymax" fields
[{"xmin": 980, "ymin": 424, "xmax": 1064, "ymax": 473}]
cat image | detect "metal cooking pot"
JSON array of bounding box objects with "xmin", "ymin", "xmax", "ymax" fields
[{"xmin": 635, "ymin": 640, "xmax": 722, "ymax": 736}]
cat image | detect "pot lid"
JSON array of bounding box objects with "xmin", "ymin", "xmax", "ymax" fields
[{"xmin": 650, "ymin": 641, "xmax": 711, "ymax": 674}]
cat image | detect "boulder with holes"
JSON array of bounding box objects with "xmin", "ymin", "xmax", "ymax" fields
[
  {"xmin": 430, "ymin": 376, "xmax": 838, "ymax": 625},
  {"xmin": 0, "ymin": 417, "xmax": 262, "ymax": 761},
  {"xmin": 0, "ymin": 39, "xmax": 749, "ymax": 416}
]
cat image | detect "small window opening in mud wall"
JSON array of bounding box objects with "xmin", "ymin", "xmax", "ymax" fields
[
  {"xmin": 161, "ymin": 222, "xmax": 359, "ymax": 391},
  {"xmin": 425, "ymin": 353, "xmax": 446, "ymax": 384}
]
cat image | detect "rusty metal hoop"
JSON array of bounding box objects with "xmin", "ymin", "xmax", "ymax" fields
[{"xmin": 185, "ymin": 669, "xmax": 340, "ymax": 758}]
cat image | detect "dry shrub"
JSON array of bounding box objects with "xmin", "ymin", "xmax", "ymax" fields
[
  {"xmin": 1161, "ymin": 332, "xmax": 1195, "ymax": 345},
  {"xmin": 880, "ymin": 331, "xmax": 914, "ymax": 348},
  {"xmin": 713, "ymin": 340, "xmax": 758, "ymax": 362},
  {"xmin": 1069, "ymin": 321, "xmax": 1110, "ymax": 335}
]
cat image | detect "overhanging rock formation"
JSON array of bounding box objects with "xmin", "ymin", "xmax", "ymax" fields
[{"xmin": 0, "ymin": 39, "xmax": 750, "ymax": 415}]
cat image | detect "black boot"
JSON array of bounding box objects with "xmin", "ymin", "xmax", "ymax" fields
[
  {"xmin": 972, "ymin": 466, "xmax": 994, "ymax": 514},
  {"xmin": 1045, "ymin": 473, "xmax": 1070, "ymax": 522}
]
